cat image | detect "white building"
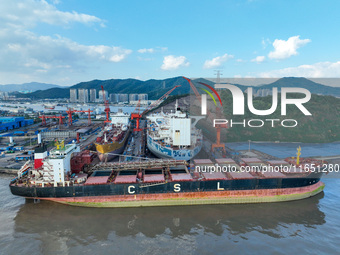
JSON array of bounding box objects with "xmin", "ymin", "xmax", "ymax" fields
[
  {"xmin": 78, "ymin": 89, "xmax": 89, "ymax": 103},
  {"xmin": 70, "ymin": 89, "xmax": 77, "ymax": 102},
  {"xmin": 90, "ymin": 89, "xmax": 96, "ymax": 102}
]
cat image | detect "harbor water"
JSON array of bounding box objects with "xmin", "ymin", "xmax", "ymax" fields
[{"xmin": 1, "ymin": 173, "xmax": 340, "ymax": 254}]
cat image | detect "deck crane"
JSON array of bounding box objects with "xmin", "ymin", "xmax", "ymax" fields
[
  {"xmin": 130, "ymin": 85, "xmax": 181, "ymax": 132},
  {"xmin": 101, "ymin": 85, "xmax": 110, "ymax": 123},
  {"xmin": 183, "ymin": 76, "xmax": 227, "ymax": 154}
]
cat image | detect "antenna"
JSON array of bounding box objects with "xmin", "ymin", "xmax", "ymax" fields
[
  {"xmin": 163, "ymin": 81, "xmax": 165, "ymax": 89},
  {"xmin": 214, "ymin": 70, "xmax": 222, "ymax": 84}
]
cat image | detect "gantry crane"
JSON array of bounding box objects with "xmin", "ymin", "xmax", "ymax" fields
[
  {"xmin": 66, "ymin": 108, "xmax": 76, "ymax": 126},
  {"xmin": 101, "ymin": 85, "xmax": 110, "ymax": 123},
  {"xmin": 66, "ymin": 108, "xmax": 93, "ymax": 126},
  {"xmin": 130, "ymin": 85, "xmax": 181, "ymax": 132},
  {"xmin": 39, "ymin": 115, "xmax": 65, "ymax": 126},
  {"xmin": 75, "ymin": 109, "xmax": 93, "ymax": 125}
]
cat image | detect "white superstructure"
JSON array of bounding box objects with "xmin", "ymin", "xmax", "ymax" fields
[
  {"xmin": 38, "ymin": 143, "xmax": 80, "ymax": 186},
  {"xmin": 146, "ymin": 100, "xmax": 202, "ymax": 160}
]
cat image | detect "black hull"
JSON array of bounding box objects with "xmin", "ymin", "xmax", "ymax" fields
[{"xmin": 10, "ymin": 172, "xmax": 323, "ymax": 199}]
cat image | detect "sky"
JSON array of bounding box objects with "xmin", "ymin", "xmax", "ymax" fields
[{"xmin": 1, "ymin": 0, "xmax": 340, "ymax": 86}]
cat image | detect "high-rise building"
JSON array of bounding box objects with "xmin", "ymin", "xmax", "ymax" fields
[
  {"xmin": 129, "ymin": 94, "xmax": 138, "ymax": 102},
  {"xmin": 89, "ymin": 89, "xmax": 96, "ymax": 102},
  {"xmin": 138, "ymin": 94, "xmax": 148, "ymax": 101},
  {"xmin": 118, "ymin": 94, "xmax": 128, "ymax": 103},
  {"xmin": 98, "ymin": 90, "xmax": 108, "ymax": 102},
  {"xmin": 78, "ymin": 89, "xmax": 89, "ymax": 103},
  {"xmin": 70, "ymin": 89, "xmax": 77, "ymax": 102},
  {"xmin": 110, "ymin": 93, "xmax": 119, "ymax": 103}
]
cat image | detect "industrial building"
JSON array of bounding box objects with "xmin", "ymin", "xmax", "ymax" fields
[{"xmin": 0, "ymin": 117, "xmax": 34, "ymax": 132}]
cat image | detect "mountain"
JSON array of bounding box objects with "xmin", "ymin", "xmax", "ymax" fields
[
  {"xmin": 255, "ymin": 77, "xmax": 340, "ymax": 97},
  {"xmin": 10, "ymin": 77, "xmax": 340, "ymax": 100},
  {"xmin": 0, "ymin": 82, "xmax": 61, "ymax": 92},
  {"xmin": 15, "ymin": 77, "xmax": 190, "ymax": 100}
]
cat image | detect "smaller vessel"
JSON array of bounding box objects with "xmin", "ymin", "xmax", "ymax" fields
[
  {"xmin": 94, "ymin": 109, "xmax": 131, "ymax": 161},
  {"xmin": 43, "ymin": 104, "xmax": 55, "ymax": 110},
  {"xmin": 146, "ymin": 100, "xmax": 202, "ymax": 160}
]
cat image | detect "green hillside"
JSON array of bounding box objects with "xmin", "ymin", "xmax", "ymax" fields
[{"xmin": 196, "ymin": 92, "xmax": 340, "ymax": 143}]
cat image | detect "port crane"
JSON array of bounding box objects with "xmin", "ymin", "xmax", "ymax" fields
[
  {"xmin": 66, "ymin": 108, "xmax": 93, "ymax": 126},
  {"xmin": 39, "ymin": 115, "xmax": 65, "ymax": 126},
  {"xmin": 101, "ymin": 85, "xmax": 111, "ymax": 123},
  {"xmin": 183, "ymin": 76, "xmax": 227, "ymax": 154},
  {"xmin": 130, "ymin": 85, "xmax": 181, "ymax": 132}
]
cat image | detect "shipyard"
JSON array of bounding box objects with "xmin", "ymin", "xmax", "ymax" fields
[
  {"xmin": 0, "ymin": 77, "xmax": 333, "ymax": 208},
  {"xmin": 2, "ymin": 1, "xmax": 340, "ymax": 254}
]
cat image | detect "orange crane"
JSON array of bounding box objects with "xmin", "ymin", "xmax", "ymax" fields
[
  {"xmin": 131, "ymin": 85, "xmax": 181, "ymax": 132},
  {"xmin": 66, "ymin": 108, "xmax": 76, "ymax": 126},
  {"xmin": 131, "ymin": 100, "xmax": 142, "ymax": 131},
  {"xmin": 66, "ymin": 108, "xmax": 93, "ymax": 126},
  {"xmin": 101, "ymin": 85, "xmax": 110, "ymax": 123},
  {"xmin": 75, "ymin": 109, "xmax": 93, "ymax": 125},
  {"xmin": 183, "ymin": 77, "xmax": 227, "ymax": 154},
  {"xmin": 39, "ymin": 115, "xmax": 65, "ymax": 126}
]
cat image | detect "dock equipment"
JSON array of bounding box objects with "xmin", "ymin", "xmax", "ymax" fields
[
  {"xmin": 101, "ymin": 85, "xmax": 111, "ymax": 123},
  {"xmin": 130, "ymin": 85, "xmax": 181, "ymax": 132},
  {"xmin": 90, "ymin": 159, "xmax": 187, "ymax": 172}
]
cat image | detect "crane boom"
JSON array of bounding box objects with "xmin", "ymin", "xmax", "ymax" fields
[
  {"xmin": 142, "ymin": 85, "xmax": 181, "ymax": 115},
  {"xmin": 130, "ymin": 85, "xmax": 180, "ymax": 132},
  {"xmin": 101, "ymin": 85, "xmax": 110, "ymax": 123}
]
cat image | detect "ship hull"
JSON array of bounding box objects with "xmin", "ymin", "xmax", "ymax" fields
[
  {"xmin": 33, "ymin": 182, "xmax": 325, "ymax": 207},
  {"xmin": 10, "ymin": 172, "xmax": 324, "ymax": 207},
  {"xmin": 147, "ymin": 134, "xmax": 201, "ymax": 160},
  {"xmin": 95, "ymin": 128, "xmax": 130, "ymax": 161}
]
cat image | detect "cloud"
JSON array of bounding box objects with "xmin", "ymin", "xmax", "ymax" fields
[
  {"xmin": 0, "ymin": 29, "xmax": 131, "ymax": 68},
  {"xmin": 251, "ymin": 55, "xmax": 265, "ymax": 63},
  {"xmin": 268, "ymin": 35, "xmax": 311, "ymax": 60},
  {"xmin": 0, "ymin": 1, "xmax": 131, "ymax": 84},
  {"xmin": 261, "ymin": 38, "xmax": 271, "ymax": 49},
  {"xmin": 203, "ymin": 53, "xmax": 233, "ymax": 69},
  {"xmin": 137, "ymin": 47, "xmax": 167, "ymax": 54},
  {"xmin": 161, "ymin": 55, "xmax": 189, "ymax": 70},
  {"xmin": 138, "ymin": 48, "xmax": 155, "ymax": 54},
  {"xmin": 0, "ymin": 0, "xmax": 105, "ymax": 28},
  {"xmin": 259, "ymin": 61, "xmax": 340, "ymax": 78}
]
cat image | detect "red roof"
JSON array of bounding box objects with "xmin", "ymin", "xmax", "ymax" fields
[
  {"xmin": 202, "ymin": 172, "xmax": 227, "ymax": 180},
  {"xmin": 171, "ymin": 173, "xmax": 193, "ymax": 181},
  {"xmin": 260, "ymin": 171, "xmax": 286, "ymax": 178},
  {"xmin": 240, "ymin": 158, "xmax": 262, "ymax": 163},
  {"xmin": 215, "ymin": 158, "xmax": 236, "ymax": 164},
  {"xmin": 266, "ymin": 160, "xmax": 289, "ymax": 165},
  {"xmin": 228, "ymin": 172, "xmax": 255, "ymax": 179},
  {"xmin": 114, "ymin": 175, "xmax": 137, "ymax": 184},
  {"xmin": 144, "ymin": 174, "xmax": 165, "ymax": 183},
  {"xmin": 84, "ymin": 176, "xmax": 109, "ymax": 185},
  {"xmin": 193, "ymin": 159, "xmax": 213, "ymax": 165}
]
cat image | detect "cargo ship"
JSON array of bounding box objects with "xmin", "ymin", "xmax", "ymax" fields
[
  {"xmin": 146, "ymin": 100, "xmax": 202, "ymax": 160},
  {"xmin": 9, "ymin": 141, "xmax": 326, "ymax": 207},
  {"xmin": 94, "ymin": 110, "xmax": 131, "ymax": 161}
]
